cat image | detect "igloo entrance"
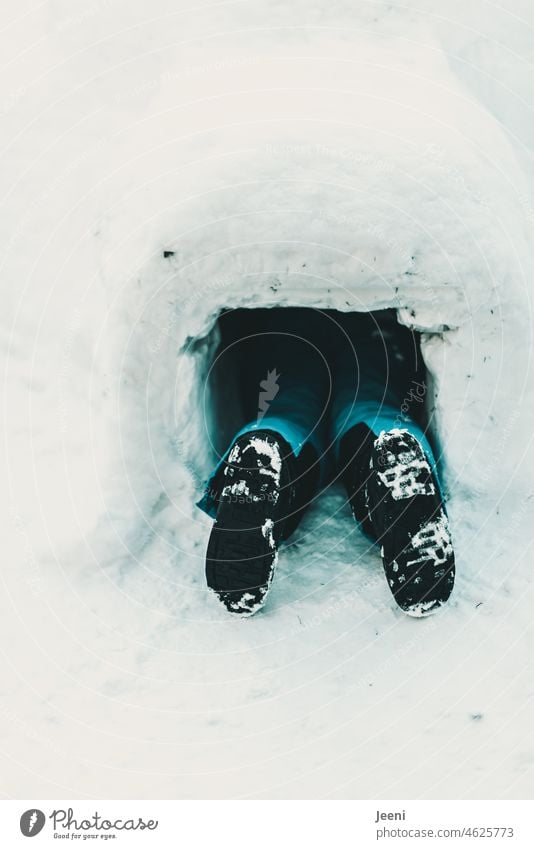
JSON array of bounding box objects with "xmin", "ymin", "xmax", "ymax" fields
[{"xmin": 201, "ymin": 307, "xmax": 435, "ymax": 473}]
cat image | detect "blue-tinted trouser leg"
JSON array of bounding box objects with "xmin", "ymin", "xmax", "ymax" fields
[
  {"xmin": 197, "ymin": 309, "xmax": 331, "ymax": 519},
  {"xmin": 329, "ymin": 311, "xmax": 438, "ymax": 479}
]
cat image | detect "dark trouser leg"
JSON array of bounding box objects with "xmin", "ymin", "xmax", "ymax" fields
[
  {"xmin": 198, "ymin": 308, "xmax": 331, "ymax": 534},
  {"xmin": 327, "ymin": 311, "xmax": 454, "ymax": 616}
]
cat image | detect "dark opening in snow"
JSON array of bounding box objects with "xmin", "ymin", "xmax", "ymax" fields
[{"xmin": 204, "ymin": 308, "xmax": 432, "ymax": 461}]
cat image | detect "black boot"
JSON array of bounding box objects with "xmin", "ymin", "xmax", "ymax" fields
[
  {"xmin": 342, "ymin": 426, "xmax": 455, "ymax": 616},
  {"xmin": 339, "ymin": 423, "xmax": 377, "ymax": 537},
  {"xmin": 205, "ymin": 430, "xmax": 313, "ymax": 615}
]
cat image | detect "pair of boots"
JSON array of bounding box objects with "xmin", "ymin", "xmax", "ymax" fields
[{"xmin": 205, "ymin": 424, "xmax": 455, "ymax": 618}]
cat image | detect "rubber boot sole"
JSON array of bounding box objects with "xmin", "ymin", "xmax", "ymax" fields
[
  {"xmin": 206, "ymin": 497, "xmax": 279, "ymax": 616},
  {"xmin": 368, "ymin": 429, "xmax": 455, "ymax": 616}
]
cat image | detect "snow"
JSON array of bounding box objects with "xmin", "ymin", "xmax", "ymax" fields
[
  {"xmin": 404, "ymin": 600, "xmax": 439, "ymax": 620},
  {"xmin": 2, "ymin": 0, "xmax": 534, "ymax": 800},
  {"xmin": 407, "ymin": 516, "xmax": 454, "ymax": 569},
  {"xmin": 221, "ymin": 478, "xmax": 251, "ymax": 499},
  {"xmin": 375, "ymin": 428, "xmax": 437, "ymax": 500},
  {"xmin": 244, "ymin": 436, "xmax": 282, "ymax": 484},
  {"xmin": 261, "ymin": 519, "xmax": 275, "ymax": 550}
]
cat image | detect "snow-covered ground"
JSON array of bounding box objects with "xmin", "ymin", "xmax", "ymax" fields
[{"xmin": 2, "ymin": 0, "xmax": 534, "ymax": 799}]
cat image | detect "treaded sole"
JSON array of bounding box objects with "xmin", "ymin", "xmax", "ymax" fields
[
  {"xmin": 205, "ymin": 431, "xmax": 287, "ymax": 616},
  {"xmin": 369, "ymin": 429, "xmax": 455, "ymax": 615},
  {"xmin": 206, "ymin": 500, "xmax": 278, "ymax": 616}
]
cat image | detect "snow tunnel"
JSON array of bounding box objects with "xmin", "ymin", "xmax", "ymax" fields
[
  {"xmin": 86, "ymin": 27, "xmax": 534, "ymax": 569},
  {"xmin": 119, "ymin": 86, "xmax": 534, "ymax": 527},
  {"xmin": 203, "ymin": 307, "xmax": 434, "ymax": 470},
  {"xmin": 166, "ymin": 297, "xmax": 450, "ymax": 504}
]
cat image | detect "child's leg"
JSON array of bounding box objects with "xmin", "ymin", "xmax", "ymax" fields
[
  {"xmin": 329, "ymin": 310, "xmax": 435, "ymax": 469},
  {"xmin": 329, "ymin": 311, "xmax": 455, "ymax": 617},
  {"xmin": 198, "ymin": 308, "xmax": 331, "ymax": 523},
  {"xmin": 200, "ymin": 309, "xmax": 331, "ymax": 615}
]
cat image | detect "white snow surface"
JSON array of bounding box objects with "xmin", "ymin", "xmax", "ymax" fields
[
  {"xmin": 244, "ymin": 436, "xmax": 282, "ymax": 484},
  {"xmin": 2, "ymin": 0, "xmax": 534, "ymax": 799},
  {"xmin": 375, "ymin": 429, "xmax": 437, "ymax": 500},
  {"xmin": 262, "ymin": 519, "xmax": 275, "ymax": 550}
]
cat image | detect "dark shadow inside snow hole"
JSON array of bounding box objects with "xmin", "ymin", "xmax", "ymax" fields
[{"xmin": 202, "ymin": 308, "xmax": 434, "ymax": 467}]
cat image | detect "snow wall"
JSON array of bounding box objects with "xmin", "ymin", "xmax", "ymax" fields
[
  {"xmin": 4, "ymin": 4, "xmax": 533, "ymax": 564},
  {"xmin": 4, "ymin": 0, "xmax": 534, "ymax": 801},
  {"xmin": 95, "ymin": 32, "xmax": 534, "ymax": 549}
]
